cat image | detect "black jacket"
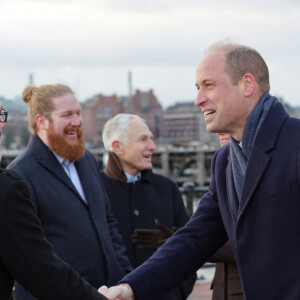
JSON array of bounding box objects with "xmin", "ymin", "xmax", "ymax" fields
[
  {"xmin": 0, "ymin": 168, "xmax": 106, "ymax": 300},
  {"xmin": 101, "ymin": 153, "xmax": 196, "ymax": 299},
  {"xmin": 120, "ymin": 101, "xmax": 300, "ymax": 300},
  {"xmin": 7, "ymin": 136, "xmax": 131, "ymax": 300}
]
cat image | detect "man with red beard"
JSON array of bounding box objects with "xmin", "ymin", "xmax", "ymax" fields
[{"xmin": 8, "ymin": 84, "xmax": 132, "ymax": 300}]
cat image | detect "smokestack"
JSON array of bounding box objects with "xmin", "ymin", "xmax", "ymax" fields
[
  {"xmin": 29, "ymin": 73, "xmax": 34, "ymax": 85},
  {"xmin": 128, "ymin": 71, "xmax": 132, "ymax": 98}
]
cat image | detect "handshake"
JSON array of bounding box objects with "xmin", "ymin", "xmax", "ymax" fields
[
  {"xmin": 99, "ymin": 284, "xmax": 134, "ymax": 300},
  {"xmin": 98, "ymin": 220, "xmax": 176, "ymax": 299},
  {"xmin": 131, "ymin": 219, "xmax": 177, "ymax": 250}
]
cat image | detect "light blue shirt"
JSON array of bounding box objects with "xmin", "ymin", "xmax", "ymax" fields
[
  {"xmin": 54, "ymin": 152, "xmax": 87, "ymax": 204},
  {"xmin": 124, "ymin": 172, "xmax": 141, "ymax": 183}
]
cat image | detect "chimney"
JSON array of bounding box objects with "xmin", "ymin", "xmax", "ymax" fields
[
  {"xmin": 29, "ymin": 73, "xmax": 34, "ymax": 85},
  {"xmin": 128, "ymin": 71, "xmax": 133, "ymax": 98}
]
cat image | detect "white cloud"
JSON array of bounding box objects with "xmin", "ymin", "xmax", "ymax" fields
[{"xmin": 1, "ymin": 0, "xmax": 300, "ymax": 107}]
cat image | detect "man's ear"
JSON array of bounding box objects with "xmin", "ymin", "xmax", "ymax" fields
[
  {"xmin": 35, "ymin": 114, "xmax": 49, "ymax": 130},
  {"xmin": 241, "ymin": 73, "xmax": 256, "ymax": 97},
  {"xmin": 112, "ymin": 140, "xmax": 124, "ymax": 155}
]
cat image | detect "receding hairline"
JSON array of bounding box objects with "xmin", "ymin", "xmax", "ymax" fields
[
  {"xmin": 201, "ymin": 40, "xmax": 270, "ymax": 93},
  {"xmin": 205, "ymin": 42, "xmax": 254, "ymax": 60}
]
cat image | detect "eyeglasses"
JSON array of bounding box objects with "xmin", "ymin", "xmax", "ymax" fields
[{"xmin": 0, "ymin": 108, "xmax": 8, "ymax": 123}]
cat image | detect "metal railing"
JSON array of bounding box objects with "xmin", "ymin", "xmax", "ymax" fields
[{"xmin": 179, "ymin": 182, "xmax": 209, "ymax": 217}]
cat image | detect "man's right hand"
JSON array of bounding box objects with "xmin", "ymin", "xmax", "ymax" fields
[{"xmin": 98, "ymin": 284, "xmax": 135, "ymax": 300}]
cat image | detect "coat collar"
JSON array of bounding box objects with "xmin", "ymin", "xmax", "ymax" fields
[
  {"xmin": 103, "ymin": 152, "xmax": 153, "ymax": 183},
  {"xmin": 103, "ymin": 152, "xmax": 127, "ymax": 182},
  {"xmin": 28, "ymin": 135, "xmax": 67, "ymax": 176}
]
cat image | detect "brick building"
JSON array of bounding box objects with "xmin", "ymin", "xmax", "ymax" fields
[
  {"xmin": 124, "ymin": 89, "xmax": 164, "ymax": 139},
  {"xmin": 81, "ymin": 90, "xmax": 164, "ymax": 147},
  {"xmin": 81, "ymin": 94, "xmax": 123, "ymax": 147},
  {"xmin": 163, "ymin": 102, "xmax": 218, "ymax": 146}
]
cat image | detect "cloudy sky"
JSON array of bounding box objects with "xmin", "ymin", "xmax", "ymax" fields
[{"xmin": 1, "ymin": 0, "xmax": 300, "ymax": 108}]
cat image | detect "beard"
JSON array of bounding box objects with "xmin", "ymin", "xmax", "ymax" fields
[{"xmin": 47, "ymin": 125, "xmax": 85, "ymax": 161}]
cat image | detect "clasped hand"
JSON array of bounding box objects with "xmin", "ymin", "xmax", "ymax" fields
[{"xmin": 98, "ymin": 284, "xmax": 134, "ymax": 300}]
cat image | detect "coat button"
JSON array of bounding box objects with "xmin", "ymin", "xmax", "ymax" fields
[{"xmin": 133, "ymin": 210, "xmax": 139, "ymax": 216}]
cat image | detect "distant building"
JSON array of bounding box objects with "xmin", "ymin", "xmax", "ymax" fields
[
  {"xmin": 6, "ymin": 91, "xmax": 300, "ymax": 151},
  {"xmin": 81, "ymin": 94, "xmax": 123, "ymax": 147},
  {"xmin": 292, "ymin": 106, "xmax": 300, "ymax": 118},
  {"xmin": 124, "ymin": 89, "xmax": 164, "ymax": 139},
  {"xmin": 0, "ymin": 96, "xmax": 27, "ymax": 113},
  {"xmin": 278, "ymin": 96, "xmax": 300, "ymax": 118},
  {"xmin": 163, "ymin": 102, "xmax": 218, "ymax": 146},
  {"xmin": 81, "ymin": 89, "xmax": 164, "ymax": 147}
]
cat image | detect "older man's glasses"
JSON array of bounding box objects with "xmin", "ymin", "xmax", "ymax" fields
[{"xmin": 0, "ymin": 108, "xmax": 8, "ymax": 123}]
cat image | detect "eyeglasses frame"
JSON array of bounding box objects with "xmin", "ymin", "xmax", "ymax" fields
[{"xmin": 0, "ymin": 108, "xmax": 8, "ymax": 123}]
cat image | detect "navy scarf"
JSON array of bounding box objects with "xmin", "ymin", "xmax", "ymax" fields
[{"xmin": 230, "ymin": 92, "xmax": 278, "ymax": 200}]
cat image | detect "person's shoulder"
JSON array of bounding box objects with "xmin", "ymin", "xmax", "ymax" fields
[
  {"xmin": 0, "ymin": 168, "xmax": 22, "ymax": 182},
  {"xmin": 84, "ymin": 148, "xmax": 93, "ymax": 155},
  {"xmin": 149, "ymin": 171, "xmax": 177, "ymax": 187},
  {"xmin": 100, "ymin": 170, "xmax": 109, "ymax": 181},
  {"xmin": 210, "ymin": 144, "xmax": 230, "ymax": 171},
  {"xmin": 79, "ymin": 149, "xmax": 100, "ymax": 171},
  {"xmin": 279, "ymin": 116, "xmax": 300, "ymax": 142},
  {"xmin": 215, "ymin": 143, "xmax": 230, "ymax": 158},
  {"xmin": 7, "ymin": 149, "xmax": 35, "ymax": 173},
  {"xmin": 82, "ymin": 149, "xmax": 97, "ymax": 161},
  {"xmin": 286, "ymin": 116, "xmax": 300, "ymax": 128}
]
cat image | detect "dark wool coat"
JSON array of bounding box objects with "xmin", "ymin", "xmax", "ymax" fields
[
  {"xmin": 0, "ymin": 168, "xmax": 106, "ymax": 300},
  {"xmin": 8, "ymin": 136, "xmax": 131, "ymax": 300},
  {"xmin": 120, "ymin": 101, "xmax": 300, "ymax": 299},
  {"xmin": 101, "ymin": 153, "xmax": 196, "ymax": 300}
]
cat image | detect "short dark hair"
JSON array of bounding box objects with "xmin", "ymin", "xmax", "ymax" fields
[{"xmin": 208, "ymin": 42, "xmax": 270, "ymax": 93}]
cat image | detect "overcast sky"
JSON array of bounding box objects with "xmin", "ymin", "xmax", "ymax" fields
[{"xmin": 1, "ymin": 0, "xmax": 300, "ymax": 108}]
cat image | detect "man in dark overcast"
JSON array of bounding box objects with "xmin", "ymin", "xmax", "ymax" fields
[
  {"xmin": 0, "ymin": 103, "xmax": 107, "ymax": 300},
  {"xmin": 99, "ymin": 41, "xmax": 300, "ymax": 299}
]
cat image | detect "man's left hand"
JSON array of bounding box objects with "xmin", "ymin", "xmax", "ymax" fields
[{"xmin": 131, "ymin": 219, "xmax": 174, "ymax": 250}]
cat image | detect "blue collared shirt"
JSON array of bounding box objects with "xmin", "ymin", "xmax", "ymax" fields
[
  {"xmin": 53, "ymin": 152, "xmax": 87, "ymax": 204},
  {"xmin": 124, "ymin": 172, "xmax": 141, "ymax": 183}
]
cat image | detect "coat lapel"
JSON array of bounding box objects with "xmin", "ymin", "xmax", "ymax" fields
[
  {"xmin": 30, "ymin": 136, "xmax": 85, "ymax": 203},
  {"xmin": 238, "ymin": 147, "xmax": 269, "ymax": 218},
  {"xmin": 237, "ymin": 102, "xmax": 289, "ymax": 220},
  {"xmin": 74, "ymin": 157, "xmax": 91, "ymax": 204}
]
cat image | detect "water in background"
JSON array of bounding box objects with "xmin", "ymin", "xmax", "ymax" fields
[{"xmin": 197, "ymin": 265, "xmax": 215, "ymax": 282}]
